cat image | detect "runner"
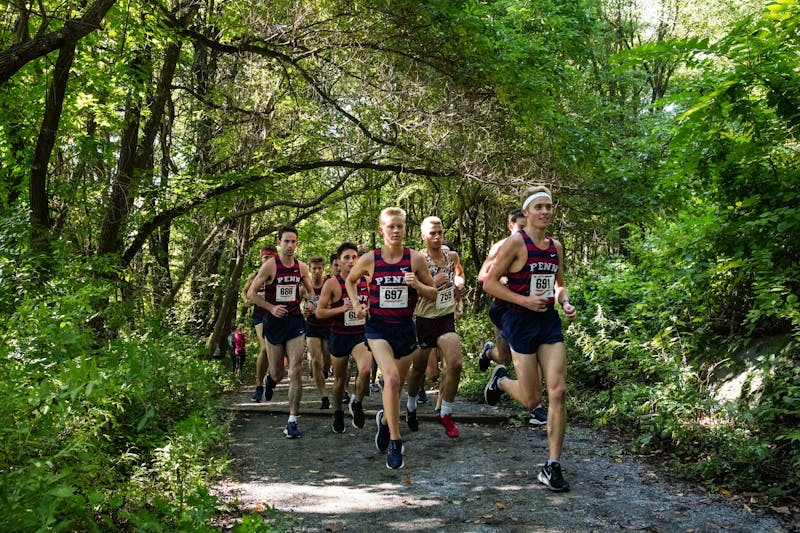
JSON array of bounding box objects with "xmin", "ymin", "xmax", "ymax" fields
[
  {"xmin": 478, "ymin": 209, "xmax": 548, "ymax": 426},
  {"xmin": 406, "ymin": 217, "xmax": 466, "ymax": 438},
  {"xmin": 247, "ymin": 225, "xmax": 314, "ymax": 439},
  {"xmin": 482, "ymin": 186, "xmax": 577, "ymax": 491},
  {"xmin": 346, "ymin": 207, "xmax": 437, "ymax": 469},
  {"xmin": 242, "ymin": 245, "xmax": 277, "ymax": 402},
  {"xmin": 304, "ymin": 256, "xmax": 333, "ymax": 410},
  {"xmin": 315, "ymin": 242, "xmax": 372, "ymax": 433}
]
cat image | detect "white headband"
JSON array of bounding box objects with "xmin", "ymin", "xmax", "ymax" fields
[{"xmin": 522, "ymin": 192, "xmax": 552, "ymax": 210}]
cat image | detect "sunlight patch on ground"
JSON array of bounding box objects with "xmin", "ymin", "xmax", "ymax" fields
[{"xmin": 238, "ymin": 481, "xmax": 437, "ymax": 514}]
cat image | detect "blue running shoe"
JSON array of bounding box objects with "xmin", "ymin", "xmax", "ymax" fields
[
  {"xmin": 375, "ymin": 409, "xmax": 390, "ymax": 452},
  {"xmin": 386, "ymin": 439, "xmax": 404, "ymax": 469},
  {"xmin": 529, "ymin": 406, "xmax": 548, "ymax": 426},
  {"xmin": 284, "ymin": 421, "xmax": 301, "ymax": 439},
  {"xmin": 251, "ymin": 385, "xmax": 264, "ymax": 402}
]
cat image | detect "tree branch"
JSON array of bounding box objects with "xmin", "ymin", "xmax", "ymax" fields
[{"xmin": 0, "ymin": 0, "xmax": 117, "ymax": 86}]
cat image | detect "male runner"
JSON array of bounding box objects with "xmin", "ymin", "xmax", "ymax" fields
[
  {"xmin": 483, "ymin": 186, "xmax": 577, "ymax": 491},
  {"xmin": 243, "ymin": 245, "xmax": 277, "ymax": 402},
  {"xmin": 478, "ymin": 209, "xmax": 548, "ymax": 426},
  {"xmin": 247, "ymin": 225, "xmax": 314, "ymax": 439},
  {"xmin": 406, "ymin": 217, "xmax": 465, "ymax": 438},
  {"xmin": 304, "ymin": 256, "xmax": 332, "ymax": 409},
  {"xmin": 316, "ymin": 242, "xmax": 372, "ymax": 432},
  {"xmin": 346, "ymin": 207, "xmax": 437, "ymax": 469}
]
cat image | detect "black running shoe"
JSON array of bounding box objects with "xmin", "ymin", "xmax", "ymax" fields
[
  {"xmin": 538, "ymin": 461, "xmax": 570, "ymax": 492},
  {"xmin": 478, "ymin": 341, "xmax": 494, "ymax": 372},
  {"xmin": 375, "ymin": 409, "xmax": 390, "ymax": 452},
  {"xmin": 342, "ymin": 390, "xmax": 350, "ymax": 404},
  {"xmin": 406, "ymin": 409, "xmax": 419, "ymax": 432},
  {"xmin": 350, "ymin": 399, "xmax": 365, "ymax": 428},
  {"xmin": 321, "ymin": 396, "xmax": 330, "ymax": 409},
  {"xmin": 263, "ymin": 375, "xmax": 275, "ymax": 401},
  {"xmin": 484, "ymin": 365, "xmax": 507, "ymax": 405},
  {"xmin": 333, "ymin": 410, "xmax": 345, "ymax": 433},
  {"xmin": 417, "ymin": 389, "xmax": 428, "ymax": 404}
]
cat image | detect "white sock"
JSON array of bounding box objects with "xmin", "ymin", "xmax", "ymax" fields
[
  {"xmin": 440, "ymin": 400, "xmax": 453, "ymax": 417},
  {"xmin": 407, "ymin": 396, "xmax": 418, "ymax": 412},
  {"xmin": 288, "ymin": 415, "xmax": 298, "ymax": 423}
]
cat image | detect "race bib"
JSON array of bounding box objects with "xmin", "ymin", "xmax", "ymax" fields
[
  {"xmin": 530, "ymin": 274, "xmax": 555, "ymax": 299},
  {"xmin": 435, "ymin": 286, "xmax": 455, "ymax": 309},
  {"xmin": 344, "ymin": 309, "xmax": 366, "ymax": 326},
  {"xmin": 379, "ymin": 285, "xmax": 408, "ymax": 308},
  {"xmin": 276, "ymin": 284, "xmax": 297, "ymax": 302}
]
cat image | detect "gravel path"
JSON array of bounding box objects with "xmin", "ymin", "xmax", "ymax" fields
[{"xmin": 214, "ymin": 380, "xmax": 789, "ymax": 532}]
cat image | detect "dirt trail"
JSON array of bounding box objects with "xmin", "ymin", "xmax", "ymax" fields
[{"xmin": 214, "ymin": 379, "xmax": 788, "ymax": 532}]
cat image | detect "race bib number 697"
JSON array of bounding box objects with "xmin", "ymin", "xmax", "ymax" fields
[{"xmin": 379, "ymin": 285, "xmax": 408, "ymax": 308}]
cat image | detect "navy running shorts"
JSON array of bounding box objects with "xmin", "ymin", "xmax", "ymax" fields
[
  {"xmin": 263, "ymin": 314, "xmax": 305, "ymax": 346},
  {"xmin": 306, "ymin": 323, "xmax": 331, "ymax": 339},
  {"xmin": 365, "ymin": 319, "xmax": 418, "ymax": 359},
  {"xmin": 501, "ymin": 306, "xmax": 563, "ymax": 355},
  {"xmin": 327, "ymin": 333, "xmax": 366, "ymax": 358}
]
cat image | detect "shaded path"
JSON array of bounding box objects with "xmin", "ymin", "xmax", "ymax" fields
[{"xmin": 215, "ymin": 379, "xmax": 787, "ymax": 532}]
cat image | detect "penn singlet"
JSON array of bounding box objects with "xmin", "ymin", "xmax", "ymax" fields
[
  {"xmin": 264, "ymin": 258, "xmax": 303, "ymax": 316},
  {"xmin": 368, "ymin": 247, "xmax": 417, "ymax": 324},
  {"xmin": 505, "ymin": 230, "xmax": 559, "ymax": 310},
  {"xmin": 331, "ymin": 275, "xmax": 369, "ymax": 335},
  {"xmin": 252, "ymin": 281, "xmax": 267, "ymax": 320}
]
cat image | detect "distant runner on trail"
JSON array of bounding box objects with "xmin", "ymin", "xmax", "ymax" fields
[
  {"xmin": 482, "ymin": 186, "xmax": 577, "ymax": 492},
  {"xmin": 247, "ymin": 225, "xmax": 314, "ymax": 439},
  {"xmin": 315, "ymin": 242, "xmax": 372, "ymax": 433},
  {"xmin": 304, "ymin": 255, "xmax": 333, "ymax": 410},
  {"xmin": 243, "ymin": 245, "xmax": 277, "ymax": 402},
  {"xmin": 345, "ymin": 207, "xmax": 437, "ymax": 469}
]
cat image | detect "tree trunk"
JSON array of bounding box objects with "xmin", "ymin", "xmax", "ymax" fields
[
  {"xmin": 30, "ymin": 42, "xmax": 75, "ymax": 253},
  {"xmin": 206, "ymin": 201, "xmax": 252, "ymax": 357}
]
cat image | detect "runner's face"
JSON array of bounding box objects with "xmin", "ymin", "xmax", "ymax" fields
[
  {"xmin": 509, "ymin": 216, "xmax": 526, "ymax": 232},
  {"xmin": 330, "ymin": 259, "xmax": 340, "ymax": 276},
  {"xmin": 421, "ymin": 222, "xmax": 444, "ymax": 249},
  {"xmin": 524, "ymin": 199, "xmax": 552, "ymax": 228},
  {"xmin": 379, "ymin": 215, "xmax": 406, "ymax": 244},
  {"xmin": 310, "ymin": 262, "xmax": 324, "ymax": 281},
  {"xmin": 278, "ymin": 232, "xmax": 298, "ymax": 257},
  {"xmin": 339, "ymin": 249, "xmax": 358, "ymax": 274}
]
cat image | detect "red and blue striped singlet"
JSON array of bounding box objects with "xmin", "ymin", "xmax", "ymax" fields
[
  {"xmin": 264, "ymin": 258, "xmax": 303, "ymax": 316},
  {"xmin": 330, "ymin": 275, "xmax": 369, "ymax": 335},
  {"xmin": 368, "ymin": 247, "xmax": 418, "ymax": 324},
  {"xmin": 505, "ymin": 230, "xmax": 559, "ymax": 310}
]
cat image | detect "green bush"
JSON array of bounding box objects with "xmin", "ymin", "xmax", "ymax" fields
[{"xmin": 0, "ymin": 252, "xmax": 232, "ymax": 531}]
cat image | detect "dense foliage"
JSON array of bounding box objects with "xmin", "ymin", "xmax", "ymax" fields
[{"xmin": 0, "ymin": 0, "xmax": 798, "ymax": 529}]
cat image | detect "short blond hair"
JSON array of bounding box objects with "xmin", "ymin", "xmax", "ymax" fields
[
  {"xmin": 420, "ymin": 216, "xmax": 442, "ymax": 233},
  {"xmin": 380, "ymin": 207, "xmax": 406, "ymax": 223}
]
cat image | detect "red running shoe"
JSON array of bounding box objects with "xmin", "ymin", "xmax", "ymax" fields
[{"xmin": 438, "ymin": 414, "xmax": 459, "ymax": 438}]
